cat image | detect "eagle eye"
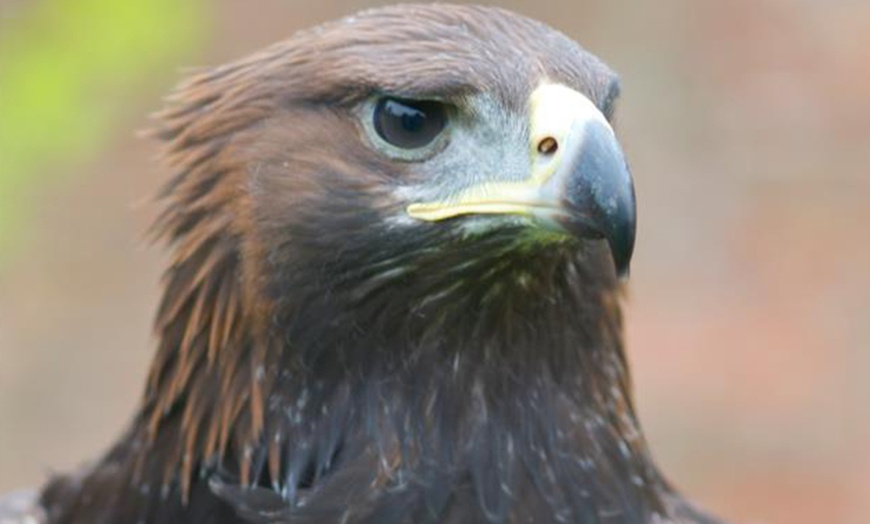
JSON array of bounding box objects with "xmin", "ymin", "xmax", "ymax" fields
[{"xmin": 373, "ymin": 97, "xmax": 447, "ymax": 150}]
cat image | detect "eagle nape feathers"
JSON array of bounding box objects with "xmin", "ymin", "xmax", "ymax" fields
[{"xmin": 18, "ymin": 4, "xmax": 722, "ymax": 524}]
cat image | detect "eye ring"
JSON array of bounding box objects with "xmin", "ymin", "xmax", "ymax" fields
[{"xmin": 372, "ymin": 97, "xmax": 448, "ymax": 150}]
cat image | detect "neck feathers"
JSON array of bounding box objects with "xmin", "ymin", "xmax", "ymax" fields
[{"xmin": 136, "ymin": 211, "xmax": 667, "ymax": 520}]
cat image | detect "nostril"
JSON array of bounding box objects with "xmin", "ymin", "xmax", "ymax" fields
[{"xmin": 537, "ymin": 136, "xmax": 558, "ymax": 155}]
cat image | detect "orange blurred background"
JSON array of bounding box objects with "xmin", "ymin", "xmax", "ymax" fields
[{"xmin": 1, "ymin": 1, "xmax": 869, "ymax": 522}]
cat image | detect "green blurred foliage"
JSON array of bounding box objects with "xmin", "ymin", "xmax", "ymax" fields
[{"xmin": 0, "ymin": 0, "xmax": 206, "ymax": 256}]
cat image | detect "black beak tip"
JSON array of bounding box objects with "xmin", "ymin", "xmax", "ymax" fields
[
  {"xmin": 609, "ymin": 232, "xmax": 634, "ymax": 279},
  {"xmin": 554, "ymin": 211, "xmax": 635, "ymax": 278}
]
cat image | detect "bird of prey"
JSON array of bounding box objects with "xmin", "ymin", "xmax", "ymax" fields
[{"xmin": 7, "ymin": 4, "xmax": 723, "ymax": 523}]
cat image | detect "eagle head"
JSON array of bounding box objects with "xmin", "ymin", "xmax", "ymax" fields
[{"xmin": 37, "ymin": 5, "xmax": 721, "ymax": 524}]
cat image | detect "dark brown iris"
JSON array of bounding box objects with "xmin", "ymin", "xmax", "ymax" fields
[{"xmin": 373, "ymin": 97, "xmax": 447, "ymax": 149}]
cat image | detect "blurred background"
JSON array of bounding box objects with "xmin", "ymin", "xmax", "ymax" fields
[{"xmin": 1, "ymin": 0, "xmax": 868, "ymax": 522}]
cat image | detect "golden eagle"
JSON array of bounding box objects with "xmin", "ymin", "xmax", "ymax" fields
[{"xmin": 11, "ymin": 4, "xmax": 722, "ymax": 523}]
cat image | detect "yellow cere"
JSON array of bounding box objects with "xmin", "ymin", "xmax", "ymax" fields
[{"xmin": 407, "ymin": 82, "xmax": 611, "ymax": 222}]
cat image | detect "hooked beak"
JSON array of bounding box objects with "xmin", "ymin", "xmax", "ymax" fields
[{"xmin": 407, "ymin": 83, "xmax": 637, "ymax": 277}]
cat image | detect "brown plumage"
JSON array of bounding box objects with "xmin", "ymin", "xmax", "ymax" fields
[{"xmin": 30, "ymin": 4, "xmax": 721, "ymax": 523}]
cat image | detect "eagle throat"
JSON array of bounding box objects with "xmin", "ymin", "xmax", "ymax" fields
[{"xmin": 214, "ymin": 225, "xmax": 673, "ymax": 521}]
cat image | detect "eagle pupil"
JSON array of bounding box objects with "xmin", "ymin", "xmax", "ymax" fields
[{"xmin": 374, "ymin": 97, "xmax": 446, "ymax": 149}]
